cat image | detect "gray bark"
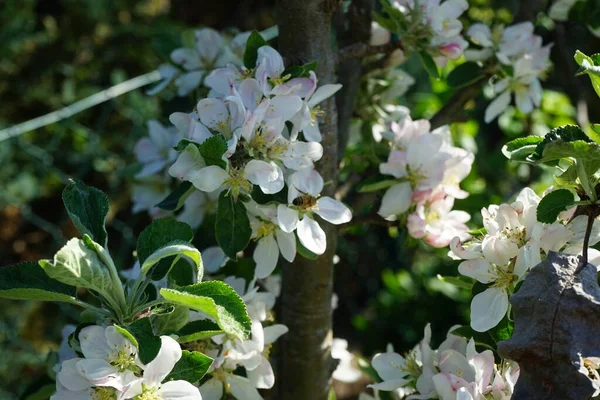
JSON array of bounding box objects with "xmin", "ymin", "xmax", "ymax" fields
[
  {"xmin": 276, "ymin": 1, "xmax": 339, "ymax": 399},
  {"xmin": 497, "ymin": 252, "xmax": 600, "ymax": 400}
]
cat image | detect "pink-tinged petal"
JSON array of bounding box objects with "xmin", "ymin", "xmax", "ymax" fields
[
  {"xmin": 158, "ymin": 380, "xmax": 202, "ymax": 399},
  {"xmin": 187, "ymin": 165, "xmax": 228, "ymax": 193},
  {"xmin": 256, "ymin": 46, "xmax": 285, "ymax": 78},
  {"xmin": 275, "ymin": 229, "xmax": 296, "ymax": 262},
  {"xmin": 315, "ymin": 197, "xmax": 352, "ymax": 225},
  {"xmin": 407, "ymin": 213, "xmax": 427, "ymax": 238},
  {"xmin": 205, "ymin": 67, "xmax": 242, "ymax": 97},
  {"xmin": 378, "ymin": 182, "xmax": 413, "ymax": 218},
  {"xmin": 297, "ymin": 216, "xmax": 327, "ymax": 255},
  {"xmin": 254, "ymin": 235, "xmax": 279, "ymax": 279},
  {"xmin": 142, "ymin": 336, "xmax": 182, "ymax": 387},
  {"xmin": 470, "ymin": 288, "xmax": 509, "ymax": 332},
  {"xmin": 170, "ymin": 48, "xmax": 201, "ymax": 70},
  {"xmin": 266, "ymin": 95, "xmax": 303, "ymax": 121},
  {"xmin": 277, "ymin": 205, "xmax": 299, "ymax": 233},
  {"xmin": 238, "ymin": 78, "xmax": 263, "ymax": 112},
  {"xmin": 195, "ymin": 28, "xmax": 223, "ymax": 63}
]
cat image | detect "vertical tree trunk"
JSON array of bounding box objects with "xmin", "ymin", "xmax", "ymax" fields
[{"xmin": 276, "ymin": 1, "xmax": 338, "ymax": 399}]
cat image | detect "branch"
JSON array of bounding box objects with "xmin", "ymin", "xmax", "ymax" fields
[
  {"xmin": 429, "ymin": 76, "xmax": 489, "ymax": 129},
  {"xmin": 335, "ymin": 40, "xmax": 404, "ymax": 64}
]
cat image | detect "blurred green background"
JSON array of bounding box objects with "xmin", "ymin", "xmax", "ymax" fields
[{"xmin": 1, "ymin": 0, "xmax": 599, "ymax": 398}]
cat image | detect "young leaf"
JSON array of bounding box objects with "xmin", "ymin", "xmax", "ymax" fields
[
  {"xmin": 62, "ymin": 180, "xmax": 110, "ymax": 247},
  {"xmin": 0, "ymin": 262, "xmax": 77, "ymax": 303},
  {"xmin": 446, "ymin": 62, "xmax": 485, "ymax": 88},
  {"xmin": 215, "ymin": 191, "xmax": 252, "ymax": 259},
  {"xmin": 530, "ymin": 125, "xmax": 591, "ymax": 162},
  {"xmin": 151, "ymin": 305, "xmax": 190, "ymax": 335},
  {"xmin": 128, "ymin": 317, "xmax": 161, "ymax": 364},
  {"xmin": 156, "ymin": 181, "xmax": 194, "ymax": 211},
  {"xmin": 113, "ymin": 324, "xmax": 139, "ymax": 348},
  {"xmin": 40, "ymin": 238, "xmax": 113, "ymax": 294},
  {"xmin": 165, "ymin": 350, "xmax": 213, "ymax": 383},
  {"xmin": 141, "ymin": 241, "xmax": 203, "ymax": 283},
  {"xmin": 160, "ymin": 280, "xmax": 252, "ymax": 339},
  {"xmin": 418, "ymin": 51, "xmax": 440, "ymax": 79},
  {"xmin": 176, "ymin": 320, "xmax": 223, "ymax": 343},
  {"xmin": 137, "ymin": 219, "xmax": 194, "ymax": 266},
  {"xmin": 537, "ymin": 189, "xmax": 575, "ymax": 224},
  {"xmin": 243, "ymin": 30, "xmax": 268, "ymax": 69},
  {"xmin": 575, "ymin": 50, "xmax": 600, "ymax": 98}
]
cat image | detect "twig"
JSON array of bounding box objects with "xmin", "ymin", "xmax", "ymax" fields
[
  {"xmin": 335, "ymin": 40, "xmax": 404, "ymax": 64},
  {"xmin": 339, "ymin": 211, "xmax": 396, "ymax": 233},
  {"xmin": 429, "ymin": 76, "xmax": 490, "ymax": 129},
  {"xmin": 0, "ymin": 70, "xmax": 162, "ymax": 142},
  {"xmin": 582, "ymin": 212, "xmax": 594, "ymax": 266}
]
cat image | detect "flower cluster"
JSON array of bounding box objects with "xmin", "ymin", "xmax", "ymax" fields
[
  {"xmin": 52, "ymin": 325, "xmax": 201, "ymax": 400},
  {"xmin": 196, "ymin": 276, "xmax": 286, "ymax": 399},
  {"xmin": 148, "ymin": 28, "xmax": 251, "ymax": 96},
  {"xmin": 391, "ymin": 0, "xmax": 469, "ymax": 66},
  {"xmin": 377, "ymin": 115, "xmax": 474, "ymax": 248},
  {"xmin": 168, "ymin": 44, "xmax": 352, "ymax": 273},
  {"xmin": 449, "ymin": 187, "xmax": 600, "ymax": 332},
  {"xmin": 365, "ymin": 324, "xmax": 519, "ymax": 399},
  {"xmin": 465, "ymin": 22, "xmax": 553, "ymax": 123}
]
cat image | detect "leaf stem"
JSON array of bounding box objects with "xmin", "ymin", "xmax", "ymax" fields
[{"xmin": 71, "ymin": 299, "xmax": 111, "ymax": 316}]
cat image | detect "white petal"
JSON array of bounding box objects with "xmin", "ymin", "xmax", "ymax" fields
[
  {"xmin": 199, "ymin": 378, "xmax": 224, "ymax": 400},
  {"xmin": 263, "ymin": 324, "xmax": 288, "ymax": 345},
  {"xmin": 276, "ymin": 229, "xmax": 296, "ymax": 262},
  {"xmin": 254, "ymin": 235, "xmax": 279, "ymax": 279},
  {"xmin": 57, "ymin": 359, "xmax": 91, "ymax": 392},
  {"xmin": 247, "ymin": 356, "xmax": 275, "ymax": 389},
  {"xmin": 175, "ymin": 71, "xmax": 205, "ymax": 97},
  {"xmin": 289, "ymin": 167, "xmax": 324, "ymax": 198},
  {"xmin": 187, "ymin": 166, "xmax": 228, "ymax": 192},
  {"xmin": 202, "ymin": 246, "xmax": 227, "ymax": 273},
  {"xmin": 226, "ymin": 374, "xmax": 263, "ymax": 400},
  {"xmin": 170, "ymin": 48, "xmax": 201, "ymax": 70},
  {"xmin": 377, "ymin": 182, "xmax": 412, "ymax": 218},
  {"xmin": 143, "ymin": 336, "xmax": 182, "ymax": 387},
  {"xmin": 277, "ymin": 205, "xmax": 299, "ymax": 233},
  {"xmin": 205, "ymin": 67, "xmax": 242, "ymax": 96},
  {"xmin": 168, "ymin": 145, "xmax": 206, "ymax": 180},
  {"xmin": 484, "ymin": 90, "xmax": 511, "ymax": 123},
  {"xmin": 470, "ymin": 288, "xmax": 509, "ymax": 332},
  {"xmin": 195, "ymin": 28, "xmax": 223, "ymax": 63},
  {"xmin": 238, "ymin": 78, "xmax": 264, "ymax": 111},
  {"xmin": 197, "ymin": 98, "xmax": 229, "ymax": 131},
  {"xmin": 297, "ymin": 216, "xmax": 326, "ymax": 255},
  {"xmin": 266, "ymin": 95, "xmax": 303, "ymax": 121},
  {"xmin": 458, "ymin": 258, "xmax": 495, "ymax": 284},
  {"xmin": 244, "ymin": 160, "xmax": 285, "ymax": 194},
  {"xmin": 75, "ymin": 359, "xmax": 118, "ymax": 383},
  {"xmin": 315, "ymin": 197, "xmax": 352, "ymax": 225},
  {"xmin": 256, "ymin": 46, "xmax": 285, "ymax": 78},
  {"xmin": 302, "ymin": 120, "xmax": 322, "ymax": 142},
  {"xmin": 369, "ymin": 378, "xmax": 410, "ymax": 390},
  {"xmin": 308, "ymin": 84, "xmax": 342, "ymax": 107},
  {"xmin": 79, "ymin": 325, "xmax": 110, "ymax": 360},
  {"xmin": 159, "ymin": 380, "xmax": 202, "ymax": 400},
  {"xmin": 372, "ymin": 352, "xmax": 408, "ymax": 381}
]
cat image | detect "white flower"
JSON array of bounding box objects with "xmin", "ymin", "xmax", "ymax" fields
[
  {"xmin": 201, "ymin": 246, "xmax": 228, "ymax": 274},
  {"xmin": 134, "ymin": 120, "xmax": 182, "ymax": 178},
  {"xmin": 370, "ymin": 21, "xmax": 391, "ymax": 46},
  {"xmin": 277, "ymin": 168, "xmax": 352, "ymax": 255},
  {"xmin": 176, "ymin": 190, "xmax": 219, "ymax": 229},
  {"xmin": 247, "ymin": 201, "xmax": 297, "ymax": 279},
  {"xmin": 122, "ymin": 335, "xmax": 201, "ymax": 399},
  {"xmin": 332, "ymin": 338, "xmax": 362, "ymax": 383},
  {"xmin": 131, "ymin": 177, "xmax": 171, "ymax": 218},
  {"xmin": 200, "ymin": 373, "xmax": 262, "ymax": 400},
  {"xmin": 75, "ymin": 326, "xmax": 138, "ymax": 389},
  {"xmin": 549, "ymin": 0, "xmax": 580, "ymax": 20}
]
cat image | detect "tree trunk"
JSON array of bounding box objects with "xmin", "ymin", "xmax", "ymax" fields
[{"xmin": 276, "ymin": 1, "xmax": 338, "ymax": 399}]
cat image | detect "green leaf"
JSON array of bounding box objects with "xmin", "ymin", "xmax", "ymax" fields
[
  {"xmin": 62, "ymin": 180, "xmax": 110, "ymax": 247},
  {"xmin": 161, "ymin": 280, "xmax": 252, "ymax": 339},
  {"xmin": 243, "ymin": 30, "xmax": 268, "ymax": 69},
  {"xmin": 176, "ymin": 320, "xmax": 224, "ymax": 343},
  {"xmin": 168, "ymin": 258, "xmax": 196, "ymax": 286},
  {"xmin": 589, "ymin": 123, "xmax": 600, "ymax": 143},
  {"xmin": 446, "ymin": 62, "xmax": 485, "ymax": 88},
  {"xmin": 328, "ymin": 388, "xmax": 337, "ymax": 400},
  {"xmin": 40, "ymin": 238, "xmax": 113, "ymax": 294},
  {"xmin": 437, "ymin": 274, "xmax": 474, "ymax": 290},
  {"xmin": 575, "ymin": 50, "xmax": 600, "ymax": 98},
  {"xmin": 538, "ymin": 140, "xmax": 600, "ymax": 165},
  {"xmin": 0, "ymin": 262, "xmax": 77, "ymax": 303},
  {"xmin": 215, "ymin": 191, "xmax": 252, "ymax": 259},
  {"xmin": 296, "ymin": 236, "xmax": 319, "ymax": 260},
  {"xmin": 502, "ymin": 136, "xmax": 544, "ymax": 162},
  {"xmin": 358, "ymin": 179, "xmax": 401, "ymax": 193},
  {"xmin": 165, "ymin": 350, "xmax": 213, "ymax": 383},
  {"xmin": 113, "ymin": 325, "xmax": 139, "ymax": 347},
  {"xmin": 490, "ymin": 314, "xmax": 514, "ymax": 343},
  {"xmin": 418, "ymin": 51, "xmax": 440, "ymax": 79},
  {"xmin": 128, "ymin": 318, "xmax": 161, "ymax": 364},
  {"xmin": 530, "ymin": 125, "xmax": 591, "ymax": 162},
  {"xmin": 537, "ymin": 189, "xmax": 575, "ymax": 224},
  {"xmin": 151, "ymin": 305, "xmax": 190, "ymax": 335},
  {"xmin": 156, "ymin": 181, "xmax": 194, "ymax": 211},
  {"xmin": 554, "ymin": 164, "xmax": 579, "ymax": 187},
  {"xmin": 142, "ymin": 241, "xmax": 203, "ymax": 282},
  {"xmin": 137, "ymin": 218, "xmax": 194, "ymax": 267},
  {"xmin": 175, "ymin": 136, "xmax": 227, "ymax": 169},
  {"xmin": 504, "ymin": 136, "xmax": 544, "ymax": 152}
]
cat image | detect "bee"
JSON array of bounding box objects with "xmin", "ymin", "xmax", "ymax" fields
[{"xmin": 292, "ymin": 194, "xmax": 318, "ymax": 209}]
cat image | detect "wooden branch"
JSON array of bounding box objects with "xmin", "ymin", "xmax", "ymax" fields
[
  {"xmin": 429, "ymin": 76, "xmax": 489, "ymax": 129},
  {"xmin": 335, "ymin": 40, "xmax": 404, "ymax": 64}
]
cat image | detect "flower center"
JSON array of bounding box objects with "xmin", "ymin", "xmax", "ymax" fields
[
  {"xmin": 310, "ymin": 107, "xmax": 324, "ymax": 125},
  {"xmin": 224, "ymin": 168, "xmax": 252, "ymax": 199},
  {"xmin": 490, "ymin": 264, "xmax": 517, "ymax": 289},
  {"xmin": 402, "ymin": 350, "xmax": 422, "ymax": 378},
  {"xmin": 109, "ymin": 346, "xmax": 136, "ymax": 372},
  {"xmin": 91, "ymin": 387, "xmax": 118, "ymax": 400},
  {"xmin": 135, "ymin": 385, "xmax": 162, "ymax": 400},
  {"xmin": 269, "ymin": 74, "xmax": 291, "ymax": 87},
  {"xmin": 256, "ymin": 221, "xmax": 277, "ymax": 239}
]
